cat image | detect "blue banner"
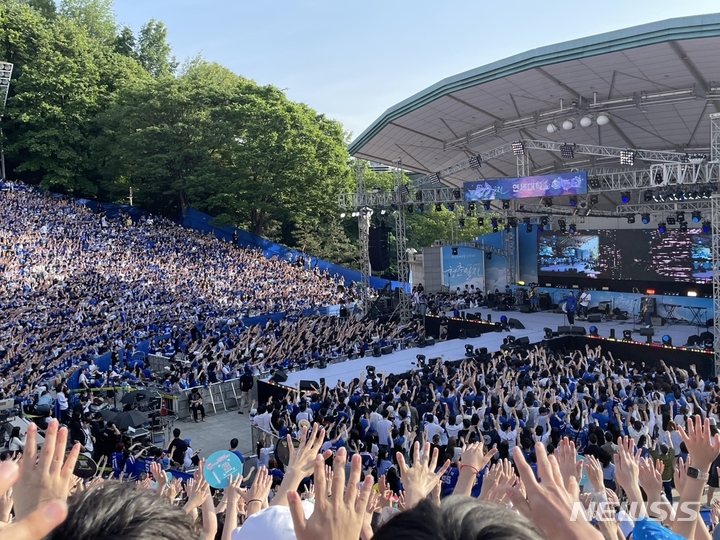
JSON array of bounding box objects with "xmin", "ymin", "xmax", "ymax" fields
[
  {"xmin": 464, "ymin": 171, "xmax": 587, "ymax": 201},
  {"xmin": 441, "ymin": 246, "xmax": 484, "ymax": 292}
]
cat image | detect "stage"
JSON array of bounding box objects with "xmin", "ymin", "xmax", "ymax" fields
[{"xmin": 260, "ymin": 308, "xmax": 714, "ymax": 393}]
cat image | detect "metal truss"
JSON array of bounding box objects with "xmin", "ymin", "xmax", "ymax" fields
[
  {"xmin": 505, "ymin": 227, "xmax": 516, "ymax": 285},
  {"xmin": 355, "ymin": 164, "xmax": 372, "ymax": 316},
  {"xmin": 431, "ymin": 239, "xmax": 508, "ymax": 257},
  {"xmin": 393, "ymin": 160, "xmax": 413, "ymax": 322},
  {"xmin": 713, "ymin": 194, "xmax": 720, "ymax": 375},
  {"xmin": 712, "ymin": 113, "xmax": 720, "ymax": 164},
  {"xmin": 524, "ymin": 139, "xmax": 690, "ymax": 164},
  {"xmin": 615, "ymin": 201, "xmax": 713, "ymax": 214},
  {"xmin": 0, "ymin": 62, "xmax": 12, "ymax": 182}
]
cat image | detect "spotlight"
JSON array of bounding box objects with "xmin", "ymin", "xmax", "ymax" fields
[
  {"xmin": 508, "ymin": 217, "xmax": 518, "ymax": 228},
  {"xmin": 562, "ymin": 119, "xmax": 575, "ymax": 131},
  {"xmin": 526, "ymin": 222, "xmax": 532, "ymax": 233},
  {"xmin": 676, "ymin": 211, "xmax": 685, "ymax": 223},
  {"xmin": 500, "ymin": 315, "xmax": 508, "ymax": 325},
  {"xmin": 406, "ymin": 205, "xmax": 413, "ymax": 213},
  {"xmin": 622, "ymin": 330, "xmax": 633, "ymax": 341},
  {"xmin": 558, "ymin": 219, "xmax": 566, "ymax": 232},
  {"xmin": 680, "ymin": 222, "xmax": 687, "ymax": 231},
  {"xmin": 560, "ymin": 143, "xmax": 575, "ymax": 158},
  {"xmin": 486, "ymin": 251, "xmax": 492, "ymax": 260},
  {"xmin": 491, "ymin": 218, "xmax": 498, "ymax": 232},
  {"xmin": 458, "ymin": 218, "xmax": 465, "ymax": 227},
  {"xmin": 477, "ymin": 217, "xmax": 484, "ymax": 226},
  {"xmin": 543, "ymin": 197, "xmax": 553, "ymax": 207},
  {"xmin": 541, "ymin": 216, "xmax": 549, "ymax": 226},
  {"xmin": 589, "ymin": 194, "xmax": 598, "ymax": 206},
  {"xmin": 654, "ymin": 170, "xmax": 664, "ymax": 185},
  {"xmin": 596, "ymin": 113, "xmax": 610, "ymax": 126},
  {"xmin": 543, "ymin": 327, "xmax": 553, "ymax": 340},
  {"xmin": 620, "ymin": 149, "xmax": 635, "ymax": 166},
  {"xmin": 482, "ymin": 200, "xmax": 491, "ymax": 211},
  {"xmin": 547, "ymin": 122, "xmax": 559, "ymax": 134},
  {"xmin": 627, "ymin": 214, "xmax": 635, "ymax": 224},
  {"xmin": 468, "ymin": 202, "xmax": 475, "ymax": 212},
  {"xmin": 662, "ymin": 335, "xmax": 672, "ymax": 346},
  {"xmin": 447, "ymin": 203, "xmax": 455, "ymax": 211},
  {"xmin": 537, "ymin": 224, "xmax": 543, "ymax": 232},
  {"xmin": 427, "ymin": 172, "xmax": 440, "ymax": 183},
  {"xmin": 621, "ymin": 191, "xmax": 630, "ymax": 204},
  {"xmin": 453, "ymin": 189, "xmax": 462, "ymax": 199},
  {"xmin": 568, "ymin": 223, "xmax": 577, "ymax": 234},
  {"xmin": 589, "ymin": 326, "xmax": 598, "ymax": 337},
  {"xmin": 469, "ymin": 155, "xmax": 482, "ymax": 169},
  {"xmin": 435, "ymin": 203, "xmax": 442, "ymax": 212},
  {"xmin": 589, "ymin": 178, "xmax": 601, "ymax": 189},
  {"xmin": 568, "ymin": 196, "xmax": 577, "ymax": 207},
  {"xmin": 415, "ymin": 191, "xmax": 423, "ymax": 201},
  {"xmin": 657, "ymin": 222, "xmax": 666, "ymax": 234},
  {"xmin": 692, "ymin": 211, "xmax": 701, "ymax": 222},
  {"xmin": 511, "ymin": 141, "xmax": 525, "ymax": 155},
  {"xmin": 641, "ymin": 213, "xmax": 650, "ymax": 224},
  {"xmin": 580, "ymin": 115, "xmax": 593, "ymax": 128},
  {"xmin": 339, "ymin": 212, "xmax": 346, "ymax": 218},
  {"xmin": 502, "ymin": 200, "xmax": 510, "ymax": 210},
  {"xmin": 666, "ymin": 217, "xmax": 676, "ymax": 225},
  {"xmin": 417, "ymin": 204, "xmax": 424, "ymax": 213},
  {"xmin": 451, "ymin": 246, "xmax": 458, "ymax": 255},
  {"xmin": 702, "ymin": 221, "xmax": 711, "ymax": 233},
  {"xmin": 644, "ymin": 191, "xmax": 653, "ymax": 202}
]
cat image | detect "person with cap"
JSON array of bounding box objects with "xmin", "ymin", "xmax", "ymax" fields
[{"xmin": 649, "ymin": 437, "xmax": 675, "ymax": 502}]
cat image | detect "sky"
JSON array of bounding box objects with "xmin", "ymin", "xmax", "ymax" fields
[{"xmin": 113, "ymin": 0, "xmax": 720, "ymax": 142}]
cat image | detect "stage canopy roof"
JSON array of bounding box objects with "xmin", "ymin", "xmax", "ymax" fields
[{"xmin": 348, "ymin": 14, "xmax": 720, "ymax": 196}]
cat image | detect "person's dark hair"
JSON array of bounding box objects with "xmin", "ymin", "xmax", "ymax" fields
[
  {"xmin": 10, "ymin": 426, "xmax": 20, "ymax": 439},
  {"xmin": 230, "ymin": 438, "xmax": 239, "ymax": 449},
  {"xmin": 372, "ymin": 496, "xmax": 543, "ymax": 540},
  {"xmin": 173, "ymin": 428, "xmax": 181, "ymax": 438},
  {"xmin": 47, "ymin": 482, "xmax": 199, "ymax": 540}
]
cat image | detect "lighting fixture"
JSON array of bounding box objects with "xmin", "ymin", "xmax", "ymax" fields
[
  {"xmin": 622, "ymin": 330, "xmax": 633, "ymax": 341},
  {"xmin": 687, "ymin": 291, "xmax": 698, "ymax": 297},
  {"xmin": 435, "ymin": 203, "xmax": 442, "ymax": 212},
  {"xmin": 589, "ymin": 326, "xmax": 599, "ymax": 337},
  {"xmin": 568, "ymin": 196, "xmax": 577, "ymax": 207},
  {"xmin": 692, "ymin": 211, "xmax": 701, "ymax": 222},
  {"xmin": 560, "ymin": 143, "xmax": 575, "ymax": 159},
  {"xmin": 702, "ymin": 221, "xmax": 711, "ymax": 233},
  {"xmin": 541, "ymin": 217, "xmax": 549, "ymax": 226},
  {"xmin": 644, "ymin": 191, "xmax": 653, "ymax": 202},
  {"xmin": 482, "ymin": 200, "xmax": 491, "ymax": 211},
  {"xmin": 415, "ymin": 191, "xmax": 423, "ymax": 201},
  {"xmin": 458, "ymin": 218, "xmax": 465, "ymax": 227},
  {"xmin": 452, "ymin": 189, "xmax": 462, "ymax": 199},
  {"xmin": 468, "ymin": 202, "xmax": 475, "ymax": 212},
  {"xmin": 589, "ymin": 194, "xmax": 598, "ymax": 206},
  {"xmin": 491, "ymin": 218, "xmax": 498, "ymax": 232},
  {"xmin": 596, "ymin": 113, "xmax": 610, "ymax": 126},
  {"xmin": 544, "ymin": 327, "xmax": 553, "ymax": 340},
  {"xmin": 621, "ymin": 191, "xmax": 630, "ymax": 204},
  {"xmin": 486, "ymin": 251, "xmax": 492, "ymax": 260},
  {"xmin": 666, "ymin": 217, "xmax": 676, "ymax": 225},
  {"xmin": 406, "ymin": 205, "xmax": 413, "ymax": 213},
  {"xmin": 477, "ymin": 217, "xmax": 484, "ymax": 226},
  {"xmin": 447, "ymin": 203, "xmax": 455, "ymax": 211},
  {"xmin": 676, "ymin": 211, "xmax": 685, "ymax": 223},
  {"xmin": 580, "ymin": 115, "xmax": 593, "ymax": 128},
  {"xmin": 417, "ymin": 204, "xmax": 424, "ymax": 213},
  {"xmin": 546, "ymin": 122, "xmax": 559, "ymax": 134},
  {"xmin": 654, "ymin": 170, "xmax": 664, "ymax": 185},
  {"xmin": 502, "ymin": 200, "xmax": 510, "ymax": 210},
  {"xmin": 627, "ymin": 214, "xmax": 635, "ymax": 224},
  {"xmin": 589, "ymin": 178, "xmax": 600, "ymax": 189},
  {"xmin": 526, "ymin": 223, "xmax": 533, "ymax": 233},
  {"xmin": 562, "ymin": 119, "xmax": 575, "ymax": 131},
  {"xmin": 679, "ymin": 222, "xmax": 687, "ymax": 231},
  {"xmin": 427, "ymin": 172, "xmax": 440, "ymax": 183},
  {"xmin": 542, "ymin": 197, "xmax": 553, "ymax": 207},
  {"xmin": 568, "ymin": 223, "xmax": 577, "ymax": 234},
  {"xmin": 469, "ymin": 155, "xmax": 482, "ymax": 169},
  {"xmin": 511, "ymin": 141, "xmax": 525, "ymax": 155},
  {"xmin": 508, "ymin": 217, "xmax": 518, "ymax": 228},
  {"xmin": 657, "ymin": 222, "xmax": 666, "ymax": 234},
  {"xmin": 641, "ymin": 213, "xmax": 650, "ymax": 224},
  {"xmin": 661, "ymin": 335, "xmax": 672, "ymax": 346},
  {"xmin": 558, "ymin": 219, "xmax": 566, "ymax": 232},
  {"xmin": 451, "ymin": 246, "xmax": 458, "ymax": 255},
  {"xmin": 620, "ymin": 149, "xmax": 635, "ymax": 166},
  {"xmin": 537, "ymin": 224, "xmax": 543, "ymax": 232}
]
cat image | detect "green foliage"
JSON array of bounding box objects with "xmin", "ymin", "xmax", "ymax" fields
[
  {"xmin": 406, "ymin": 205, "xmax": 490, "ymax": 250},
  {"xmin": 57, "ymin": 0, "xmax": 116, "ymax": 43},
  {"xmin": 136, "ymin": 19, "xmax": 176, "ymax": 77}
]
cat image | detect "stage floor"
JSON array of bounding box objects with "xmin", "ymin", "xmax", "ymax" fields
[{"xmin": 272, "ymin": 309, "xmax": 712, "ymax": 388}]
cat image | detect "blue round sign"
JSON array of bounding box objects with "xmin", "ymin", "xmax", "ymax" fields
[{"xmin": 202, "ymin": 450, "xmax": 244, "ymax": 489}]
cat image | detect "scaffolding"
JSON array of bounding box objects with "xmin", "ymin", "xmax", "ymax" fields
[
  {"xmin": 354, "ymin": 164, "xmax": 373, "ymax": 316},
  {"xmin": 711, "ymin": 113, "xmax": 720, "ymax": 375},
  {"xmin": 393, "ymin": 159, "xmax": 413, "ymax": 322}
]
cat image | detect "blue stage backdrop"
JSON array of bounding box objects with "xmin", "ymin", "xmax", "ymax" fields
[
  {"xmin": 441, "ymin": 246, "xmax": 484, "ymax": 292},
  {"xmin": 464, "ymin": 171, "xmax": 587, "ymax": 201}
]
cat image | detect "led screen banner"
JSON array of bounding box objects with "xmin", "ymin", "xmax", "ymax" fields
[{"xmin": 464, "ymin": 171, "xmax": 587, "ymax": 201}]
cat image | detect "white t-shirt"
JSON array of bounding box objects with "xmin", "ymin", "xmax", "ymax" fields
[
  {"xmin": 376, "ymin": 419, "xmax": 393, "ymax": 447},
  {"xmin": 425, "ymin": 422, "xmax": 442, "ymax": 443},
  {"xmin": 499, "ymin": 429, "xmax": 517, "ymax": 451}
]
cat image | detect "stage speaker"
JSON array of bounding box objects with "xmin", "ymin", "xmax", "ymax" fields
[
  {"xmin": 639, "ymin": 327, "xmax": 654, "ymax": 337},
  {"xmin": 587, "ymin": 314, "xmax": 602, "ymax": 323},
  {"xmin": 651, "ymin": 316, "xmax": 663, "ymax": 327},
  {"xmin": 317, "ymin": 356, "xmax": 328, "ymax": 369},
  {"xmin": 707, "ymin": 318, "xmax": 714, "ymax": 328},
  {"xmin": 299, "ymin": 380, "xmax": 318, "ymax": 391},
  {"xmin": 508, "ymin": 318, "xmax": 525, "ymax": 329},
  {"xmin": 467, "ymin": 328, "xmax": 480, "ymax": 338},
  {"xmin": 425, "ymin": 337, "xmax": 436, "ymax": 346},
  {"xmin": 372, "ymin": 346, "xmax": 382, "ymax": 357},
  {"xmin": 519, "ymin": 305, "xmax": 531, "ymax": 313},
  {"xmin": 558, "ymin": 325, "xmax": 572, "ymax": 335},
  {"xmin": 417, "ymin": 337, "xmax": 426, "ymax": 348},
  {"xmin": 538, "ymin": 295, "xmax": 551, "ymax": 310},
  {"xmin": 476, "ymin": 347, "xmax": 488, "ymax": 355},
  {"xmin": 271, "ymin": 369, "xmax": 288, "ymax": 383},
  {"xmin": 700, "ymin": 331, "xmax": 713, "ymax": 342},
  {"xmin": 571, "ymin": 326, "xmax": 586, "ymax": 335},
  {"xmin": 381, "ymin": 346, "xmax": 393, "ymax": 355},
  {"xmin": 458, "ymin": 329, "xmax": 467, "ymax": 339},
  {"xmin": 515, "ymin": 336, "xmax": 530, "ymax": 346},
  {"xmin": 686, "ymin": 335, "xmax": 701, "ymax": 346},
  {"xmin": 368, "ymin": 225, "xmax": 390, "ymax": 271}
]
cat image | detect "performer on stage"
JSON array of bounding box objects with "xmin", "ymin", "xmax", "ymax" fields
[
  {"xmin": 578, "ymin": 288, "xmax": 591, "ymax": 320},
  {"xmin": 565, "ymin": 291, "xmax": 577, "ymax": 325},
  {"xmin": 528, "ymin": 283, "xmax": 538, "ymax": 312},
  {"xmin": 641, "ymin": 292, "xmax": 654, "ymax": 328}
]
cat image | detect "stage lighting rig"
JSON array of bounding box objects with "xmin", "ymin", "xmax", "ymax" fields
[
  {"xmin": 666, "ymin": 217, "xmax": 676, "ymax": 225},
  {"xmin": 477, "ymin": 217, "xmax": 484, "ymax": 226},
  {"xmin": 644, "ymin": 191, "xmax": 653, "ymax": 202},
  {"xmin": 654, "ymin": 169, "xmax": 664, "ymax": 185},
  {"xmin": 589, "ymin": 178, "xmax": 601, "ymax": 189},
  {"xmin": 569, "ymin": 196, "xmax": 577, "ymax": 207},
  {"xmin": 568, "ymin": 223, "xmax": 577, "ymax": 234},
  {"xmin": 482, "ymin": 200, "xmax": 491, "ymax": 211},
  {"xmin": 502, "ymin": 200, "xmax": 510, "ymax": 210},
  {"xmin": 467, "ymin": 202, "xmax": 475, "ymax": 212},
  {"xmin": 558, "ymin": 219, "xmax": 566, "ymax": 232},
  {"xmin": 458, "ymin": 218, "xmax": 465, "ymax": 227},
  {"xmin": 676, "ymin": 211, "xmax": 685, "ymax": 223},
  {"xmin": 621, "ymin": 191, "xmax": 630, "ymax": 204},
  {"xmin": 641, "ymin": 214, "xmax": 650, "ymax": 224},
  {"xmin": 680, "ymin": 222, "xmax": 687, "ymax": 231},
  {"xmin": 511, "ymin": 141, "xmax": 525, "ymax": 155},
  {"xmin": 620, "ymin": 149, "xmax": 635, "ymax": 166},
  {"xmin": 657, "ymin": 222, "xmax": 666, "ymax": 233},
  {"xmin": 627, "ymin": 214, "xmax": 635, "ymax": 224},
  {"xmin": 560, "ymin": 143, "xmax": 575, "ymax": 159},
  {"xmin": 451, "ymin": 246, "xmax": 458, "ymax": 255},
  {"xmin": 447, "ymin": 203, "xmax": 455, "ymax": 211},
  {"xmin": 703, "ymin": 221, "xmax": 711, "ymax": 233},
  {"xmin": 589, "ymin": 194, "xmax": 598, "ymax": 206},
  {"xmin": 692, "ymin": 211, "xmax": 702, "ymax": 222},
  {"xmin": 435, "ymin": 203, "xmax": 442, "ymax": 212},
  {"xmin": 542, "ymin": 197, "xmax": 553, "ymax": 207},
  {"xmin": 468, "ymin": 155, "xmax": 482, "ymax": 169},
  {"xmin": 541, "ymin": 217, "xmax": 549, "ymax": 227}
]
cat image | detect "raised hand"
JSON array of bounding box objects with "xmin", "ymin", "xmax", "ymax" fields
[
  {"xmin": 13, "ymin": 420, "xmax": 80, "ymax": 520},
  {"xmin": 459, "ymin": 440, "xmax": 497, "ymax": 472},
  {"xmin": 183, "ymin": 468, "xmax": 210, "ymax": 513},
  {"xmin": 637, "ymin": 457, "xmax": 663, "ymax": 499},
  {"xmin": 397, "ymin": 441, "xmax": 450, "ymax": 508},
  {"xmin": 556, "ymin": 437, "xmax": 583, "ymax": 491},
  {"xmin": 584, "ymin": 454, "xmax": 604, "ymax": 493},
  {"xmin": 678, "ymin": 415, "xmax": 720, "ymax": 473},
  {"xmin": 505, "ymin": 443, "xmax": 604, "ymax": 540},
  {"xmin": 150, "ymin": 461, "xmax": 167, "ymax": 494},
  {"xmin": 287, "ymin": 448, "xmax": 373, "ymax": 540}
]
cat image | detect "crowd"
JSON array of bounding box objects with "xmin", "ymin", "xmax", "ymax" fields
[{"xmin": 0, "ymin": 182, "xmax": 358, "ymax": 401}]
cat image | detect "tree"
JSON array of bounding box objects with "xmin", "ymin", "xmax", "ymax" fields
[
  {"xmin": 136, "ymin": 19, "xmax": 176, "ymax": 77},
  {"xmin": 406, "ymin": 204, "xmax": 490, "ymax": 251},
  {"xmin": 113, "ymin": 25, "xmax": 135, "ymax": 58},
  {"xmin": 57, "ymin": 0, "xmax": 116, "ymax": 43},
  {"xmin": 20, "ymin": 0, "xmax": 57, "ymax": 19}
]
